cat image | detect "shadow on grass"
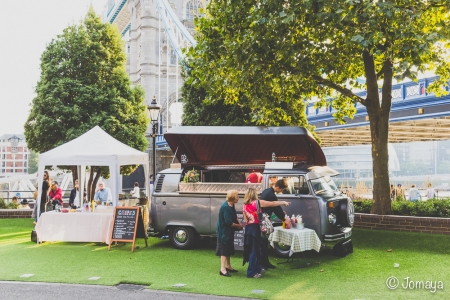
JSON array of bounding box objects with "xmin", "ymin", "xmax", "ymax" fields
[{"xmin": 352, "ymin": 228, "xmax": 450, "ymax": 255}]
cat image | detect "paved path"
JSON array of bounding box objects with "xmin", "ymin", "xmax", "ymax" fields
[{"xmin": 0, "ymin": 281, "xmax": 252, "ymax": 300}]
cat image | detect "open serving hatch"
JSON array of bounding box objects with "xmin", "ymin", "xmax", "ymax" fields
[{"xmin": 164, "ymin": 126, "xmax": 326, "ymax": 166}]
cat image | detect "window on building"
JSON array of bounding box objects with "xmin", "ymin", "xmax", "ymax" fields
[
  {"xmin": 170, "ymin": 50, "xmax": 177, "ymax": 65},
  {"xmin": 24, "ymin": 162, "xmax": 27, "ymax": 167},
  {"xmin": 185, "ymin": 0, "xmax": 202, "ymax": 21},
  {"xmin": 106, "ymin": 0, "xmax": 115, "ymax": 16}
]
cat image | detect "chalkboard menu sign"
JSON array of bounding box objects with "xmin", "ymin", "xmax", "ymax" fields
[
  {"xmin": 108, "ymin": 206, "xmax": 147, "ymax": 252},
  {"xmin": 234, "ymin": 211, "xmax": 245, "ymax": 251}
]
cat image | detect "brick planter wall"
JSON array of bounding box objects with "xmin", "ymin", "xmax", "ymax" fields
[
  {"xmin": 0, "ymin": 209, "xmax": 33, "ymax": 218},
  {"xmin": 354, "ymin": 213, "xmax": 450, "ymax": 235}
]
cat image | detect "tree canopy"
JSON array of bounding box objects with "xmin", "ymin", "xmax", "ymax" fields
[
  {"xmin": 24, "ymin": 9, "xmax": 148, "ymax": 198},
  {"xmin": 186, "ymin": 0, "xmax": 450, "ymax": 214},
  {"xmin": 181, "ymin": 59, "xmax": 314, "ymax": 130},
  {"xmin": 181, "ymin": 66, "xmax": 252, "ymax": 126}
]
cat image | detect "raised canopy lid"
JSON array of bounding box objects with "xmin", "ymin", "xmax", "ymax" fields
[{"xmin": 164, "ymin": 126, "xmax": 326, "ymax": 166}]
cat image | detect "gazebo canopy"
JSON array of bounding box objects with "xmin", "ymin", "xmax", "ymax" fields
[{"xmin": 36, "ymin": 126, "xmax": 149, "ymax": 217}]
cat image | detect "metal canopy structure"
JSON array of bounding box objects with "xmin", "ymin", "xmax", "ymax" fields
[
  {"xmin": 309, "ymin": 77, "xmax": 450, "ymax": 147},
  {"xmin": 316, "ymin": 116, "xmax": 450, "ymax": 147}
]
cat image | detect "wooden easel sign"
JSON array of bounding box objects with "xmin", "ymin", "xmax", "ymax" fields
[{"xmin": 109, "ymin": 206, "xmax": 147, "ymax": 252}]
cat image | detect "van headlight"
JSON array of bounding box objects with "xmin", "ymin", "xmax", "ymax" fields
[{"xmin": 328, "ymin": 213, "xmax": 336, "ymax": 225}]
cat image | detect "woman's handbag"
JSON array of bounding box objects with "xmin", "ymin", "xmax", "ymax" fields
[
  {"xmin": 45, "ymin": 197, "xmax": 53, "ymax": 212},
  {"xmin": 257, "ymin": 200, "xmax": 274, "ymax": 238}
]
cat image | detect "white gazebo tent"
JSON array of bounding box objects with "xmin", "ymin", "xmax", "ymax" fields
[{"xmin": 36, "ymin": 126, "xmax": 149, "ymax": 219}]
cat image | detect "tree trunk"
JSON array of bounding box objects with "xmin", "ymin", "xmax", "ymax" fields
[
  {"xmin": 91, "ymin": 168, "xmax": 101, "ymax": 200},
  {"xmin": 368, "ymin": 112, "xmax": 392, "ymax": 214},
  {"xmin": 70, "ymin": 166, "xmax": 78, "ymax": 187},
  {"xmin": 363, "ymin": 51, "xmax": 393, "ymax": 215},
  {"xmin": 87, "ymin": 167, "xmax": 94, "ymax": 202}
]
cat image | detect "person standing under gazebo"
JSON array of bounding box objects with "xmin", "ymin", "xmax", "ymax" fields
[{"xmin": 94, "ymin": 181, "xmax": 112, "ymax": 204}]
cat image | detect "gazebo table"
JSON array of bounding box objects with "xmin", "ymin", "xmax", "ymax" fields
[{"xmin": 35, "ymin": 211, "xmax": 114, "ymax": 244}]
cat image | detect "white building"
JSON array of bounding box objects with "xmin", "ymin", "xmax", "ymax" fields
[
  {"xmin": 0, "ymin": 134, "xmax": 29, "ymax": 177},
  {"xmin": 102, "ymin": 0, "xmax": 204, "ymax": 133},
  {"xmin": 323, "ymin": 144, "xmax": 400, "ymax": 179}
]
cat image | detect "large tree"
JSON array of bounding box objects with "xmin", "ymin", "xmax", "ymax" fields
[
  {"xmin": 27, "ymin": 150, "xmax": 39, "ymax": 174},
  {"xmin": 181, "ymin": 61, "xmax": 314, "ymax": 129},
  {"xmin": 187, "ymin": 0, "xmax": 450, "ymax": 214},
  {"xmin": 182, "ymin": 65, "xmax": 252, "ymax": 126},
  {"xmin": 24, "ymin": 9, "xmax": 148, "ymax": 200}
]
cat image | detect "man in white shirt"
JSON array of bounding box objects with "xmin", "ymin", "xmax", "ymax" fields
[
  {"xmin": 409, "ymin": 184, "xmax": 422, "ymax": 202},
  {"xmin": 94, "ymin": 181, "xmax": 112, "ymax": 204}
]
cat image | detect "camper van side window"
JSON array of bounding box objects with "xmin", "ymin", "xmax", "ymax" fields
[
  {"xmin": 273, "ymin": 176, "xmax": 309, "ymax": 195},
  {"xmin": 298, "ymin": 176, "xmax": 310, "ymax": 195},
  {"xmin": 279, "ymin": 176, "xmax": 299, "ymax": 194}
]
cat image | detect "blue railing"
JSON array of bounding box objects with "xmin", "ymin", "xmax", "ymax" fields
[
  {"xmin": 306, "ymin": 76, "xmax": 445, "ymax": 116},
  {"xmin": 156, "ymin": 135, "xmax": 169, "ymax": 149},
  {"xmin": 153, "ymin": 76, "xmax": 447, "ymax": 148},
  {"xmin": 108, "ymin": 0, "xmax": 128, "ymax": 24}
]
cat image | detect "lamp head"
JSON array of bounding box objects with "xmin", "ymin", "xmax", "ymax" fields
[{"xmin": 147, "ymin": 95, "xmax": 161, "ymax": 123}]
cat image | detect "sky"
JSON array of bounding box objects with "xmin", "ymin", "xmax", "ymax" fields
[{"xmin": 0, "ymin": 0, "xmax": 106, "ymax": 136}]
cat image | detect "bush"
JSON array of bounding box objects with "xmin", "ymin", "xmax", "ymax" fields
[
  {"xmin": 354, "ymin": 200, "xmax": 373, "ymax": 213},
  {"xmin": 7, "ymin": 202, "xmax": 19, "ymax": 209},
  {"xmin": 354, "ymin": 198, "xmax": 450, "ymax": 218},
  {"xmin": 0, "ymin": 198, "xmax": 20, "ymax": 209}
]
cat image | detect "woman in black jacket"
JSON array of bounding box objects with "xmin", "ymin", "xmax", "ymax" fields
[
  {"xmin": 69, "ymin": 179, "xmax": 86, "ymax": 208},
  {"xmin": 40, "ymin": 171, "xmax": 51, "ymax": 213}
]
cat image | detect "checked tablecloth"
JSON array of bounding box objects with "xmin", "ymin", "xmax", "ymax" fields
[{"xmin": 269, "ymin": 227, "xmax": 321, "ymax": 257}]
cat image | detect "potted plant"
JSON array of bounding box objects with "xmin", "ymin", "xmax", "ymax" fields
[
  {"xmin": 183, "ymin": 169, "xmax": 200, "ymax": 183},
  {"xmin": 179, "ymin": 169, "xmax": 200, "ymax": 192}
]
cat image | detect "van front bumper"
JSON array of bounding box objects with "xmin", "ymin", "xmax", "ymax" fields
[{"xmin": 323, "ymin": 227, "xmax": 352, "ymax": 242}]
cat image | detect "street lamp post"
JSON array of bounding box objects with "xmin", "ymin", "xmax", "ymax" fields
[{"xmin": 147, "ymin": 96, "xmax": 161, "ymax": 181}]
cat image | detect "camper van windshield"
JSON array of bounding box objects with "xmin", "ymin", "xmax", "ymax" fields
[{"xmin": 310, "ymin": 176, "xmax": 338, "ymax": 195}]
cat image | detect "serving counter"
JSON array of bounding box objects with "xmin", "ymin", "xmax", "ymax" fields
[{"xmin": 35, "ymin": 211, "xmax": 113, "ymax": 244}]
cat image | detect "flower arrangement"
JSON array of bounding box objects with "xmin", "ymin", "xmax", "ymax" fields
[{"xmin": 183, "ymin": 168, "xmax": 200, "ymax": 183}]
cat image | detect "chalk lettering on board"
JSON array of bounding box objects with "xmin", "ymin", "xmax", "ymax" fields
[{"xmin": 234, "ymin": 212, "xmax": 245, "ymax": 251}]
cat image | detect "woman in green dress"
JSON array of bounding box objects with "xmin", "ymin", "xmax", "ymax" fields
[{"xmin": 216, "ymin": 190, "xmax": 243, "ymax": 277}]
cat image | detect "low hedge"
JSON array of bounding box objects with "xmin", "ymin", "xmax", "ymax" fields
[
  {"xmin": 354, "ymin": 199, "xmax": 450, "ymax": 218},
  {"xmin": 0, "ymin": 198, "xmax": 19, "ymax": 209}
]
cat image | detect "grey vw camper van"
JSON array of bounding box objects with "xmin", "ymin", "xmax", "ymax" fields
[{"xmin": 150, "ymin": 126, "xmax": 354, "ymax": 257}]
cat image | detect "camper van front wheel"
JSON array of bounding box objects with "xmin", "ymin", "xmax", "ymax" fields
[
  {"xmin": 272, "ymin": 241, "xmax": 291, "ymax": 258},
  {"xmin": 169, "ymin": 226, "xmax": 196, "ymax": 250}
]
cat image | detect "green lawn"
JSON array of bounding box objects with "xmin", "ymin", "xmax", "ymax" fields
[{"xmin": 0, "ymin": 218, "xmax": 449, "ymax": 299}]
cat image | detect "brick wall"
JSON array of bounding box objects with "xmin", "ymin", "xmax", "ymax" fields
[
  {"xmin": 354, "ymin": 213, "xmax": 450, "ymax": 235},
  {"xmin": 0, "ymin": 209, "xmax": 32, "ymax": 218}
]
